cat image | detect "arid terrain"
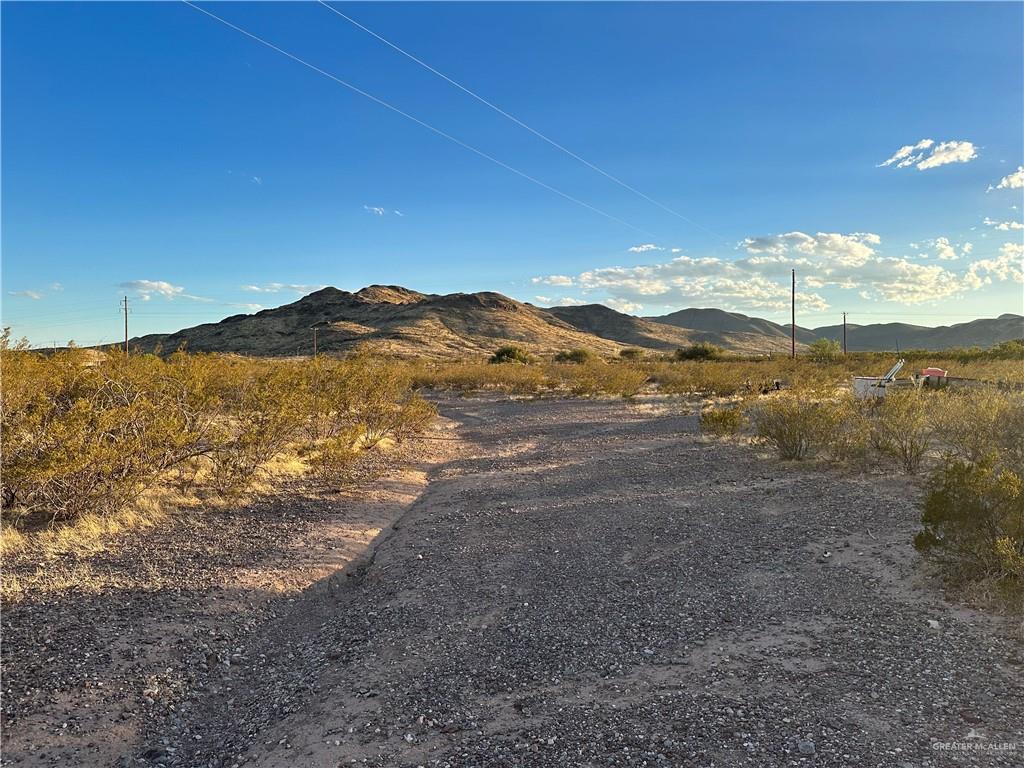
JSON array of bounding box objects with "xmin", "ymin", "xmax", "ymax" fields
[
  {"xmin": 3, "ymin": 395, "xmax": 1022, "ymax": 767},
  {"xmin": 123, "ymin": 284, "xmax": 1023, "ymax": 359}
]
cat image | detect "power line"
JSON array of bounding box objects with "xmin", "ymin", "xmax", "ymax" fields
[
  {"xmin": 317, "ymin": 0, "xmax": 725, "ymax": 244},
  {"xmin": 182, "ymin": 1, "xmax": 654, "ymax": 237}
]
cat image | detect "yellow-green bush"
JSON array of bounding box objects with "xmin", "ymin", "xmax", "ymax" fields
[
  {"xmin": 700, "ymin": 404, "xmax": 746, "ymax": 436},
  {"xmin": 869, "ymin": 391, "xmax": 935, "ymax": 474},
  {"xmin": 0, "ymin": 349, "xmax": 436, "ymax": 526},
  {"xmin": 915, "ymin": 459, "xmax": 1024, "ymax": 585},
  {"xmin": 746, "ymin": 392, "xmax": 832, "ymax": 460}
]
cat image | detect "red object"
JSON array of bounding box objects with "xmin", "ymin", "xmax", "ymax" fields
[{"xmin": 920, "ymin": 367, "xmax": 947, "ymax": 377}]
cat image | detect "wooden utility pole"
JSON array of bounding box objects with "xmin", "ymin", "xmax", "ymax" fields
[
  {"xmin": 312, "ymin": 326, "xmax": 319, "ymax": 357},
  {"xmin": 790, "ymin": 269, "xmax": 796, "ymax": 359},
  {"xmin": 120, "ymin": 296, "xmax": 130, "ymax": 354},
  {"xmin": 842, "ymin": 312, "xmax": 848, "ymax": 355}
]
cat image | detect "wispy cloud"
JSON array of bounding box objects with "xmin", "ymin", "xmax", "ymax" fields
[
  {"xmin": 983, "ymin": 217, "xmax": 1024, "ymax": 231},
  {"xmin": 49, "ymin": 282, "xmax": 64, "ymax": 292},
  {"xmin": 393, "ymin": 210, "xmax": 405, "ymax": 217},
  {"xmin": 878, "ymin": 139, "xmax": 977, "ymax": 171},
  {"xmin": 8, "ymin": 290, "xmax": 42, "ymax": 300},
  {"xmin": 119, "ymin": 280, "xmax": 212, "ymax": 302},
  {"xmin": 627, "ymin": 243, "xmax": 662, "ymax": 253},
  {"xmin": 363, "ymin": 205, "xmax": 386, "ymax": 216},
  {"xmin": 531, "ymin": 275, "xmax": 574, "ymax": 287},
  {"xmin": 240, "ymin": 282, "xmax": 327, "ymax": 294}
]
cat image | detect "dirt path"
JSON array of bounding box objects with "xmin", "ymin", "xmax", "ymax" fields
[{"xmin": 7, "ymin": 396, "xmax": 1024, "ymax": 767}]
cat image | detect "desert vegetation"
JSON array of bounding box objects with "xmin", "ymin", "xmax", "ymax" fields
[
  {"xmin": 0, "ymin": 341, "xmax": 435, "ymax": 557},
  {"xmin": 4, "ymin": 335, "xmax": 1022, "ymax": 603}
]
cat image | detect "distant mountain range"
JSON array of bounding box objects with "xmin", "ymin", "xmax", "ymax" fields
[{"xmin": 127, "ymin": 285, "xmax": 1023, "ymax": 357}]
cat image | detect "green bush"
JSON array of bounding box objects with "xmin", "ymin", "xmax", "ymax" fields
[
  {"xmin": 870, "ymin": 391, "xmax": 935, "ymax": 474},
  {"xmin": 675, "ymin": 343, "xmax": 724, "ymax": 361},
  {"xmin": 807, "ymin": 338, "xmax": 842, "ymax": 363},
  {"xmin": 700, "ymin": 405, "xmax": 745, "ymax": 436},
  {"xmin": 817, "ymin": 394, "xmax": 870, "ymax": 462},
  {"xmin": 489, "ymin": 346, "xmax": 532, "ymax": 365},
  {"xmin": 747, "ymin": 393, "xmax": 829, "ymax": 460},
  {"xmin": 619, "ymin": 348, "xmax": 644, "ymax": 361},
  {"xmin": 915, "ymin": 459, "xmax": 1024, "ymax": 583},
  {"xmin": 0, "ymin": 349, "xmax": 437, "ymax": 526},
  {"xmin": 554, "ymin": 348, "xmax": 594, "ymax": 364},
  {"xmin": 935, "ymin": 388, "xmax": 1023, "ymax": 466}
]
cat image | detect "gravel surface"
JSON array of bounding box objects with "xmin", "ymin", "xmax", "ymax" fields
[{"xmin": 5, "ymin": 395, "xmax": 1023, "ymax": 767}]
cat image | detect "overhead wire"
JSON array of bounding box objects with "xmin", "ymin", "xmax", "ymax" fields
[
  {"xmin": 182, "ymin": 1, "xmax": 656, "ymax": 238},
  {"xmin": 316, "ymin": 0, "xmax": 726, "ymax": 244}
]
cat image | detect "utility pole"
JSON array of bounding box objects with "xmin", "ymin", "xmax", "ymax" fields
[
  {"xmin": 120, "ymin": 296, "xmax": 130, "ymax": 355},
  {"xmin": 842, "ymin": 312, "xmax": 848, "ymax": 355},
  {"xmin": 312, "ymin": 326, "xmax": 318, "ymax": 357},
  {"xmin": 790, "ymin": 269, "xmax": 796, "ymax": 360}
]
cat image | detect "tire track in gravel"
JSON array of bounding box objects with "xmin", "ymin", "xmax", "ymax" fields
[{"xmin": 134, "ymin": 396, "xmax": 1024, "ymax": 768}]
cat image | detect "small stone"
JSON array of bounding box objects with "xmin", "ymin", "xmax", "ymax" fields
[{"xmin": 798, "ymin": 740, "xmax": 816, "ymax": 755}]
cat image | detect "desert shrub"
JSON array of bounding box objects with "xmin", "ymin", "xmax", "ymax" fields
[
  {"xmin": 490, "ymin": 346, "xmax": 532, "ymax": 365},
  {"xmin": 0, "ymin": 348, "xmax": 439, "ymax": 527},
  {"xmin": 934, "ymin": 388, "xmax": 1023, "ymax": 466},
  {"xmin": 0, "ymin": 350, "xmax": 219, "ymax": 521},
  {"xmin": 915, "ymin": 459, "xmax": 1024, "ymax": 584},
  {"xmin": 747, "ymin": 392, "xmax": 831, "ymax": 460},
  {"xmin": 420, "ymin": 361, "xmax": 548, "ymax": 395},
  {"xmin": 869, "ymin": 391, "xmax": 935, "ymax": 474},
  {"xmin": 554, "ymin": 348, "xmax": 594, "ymax": 364},
  {"xmin": 619, "ymin": 348, "xmax": 644, "ymax": 361},
  {"xmin": 209, "ymin": 363, "xmax": 308, "ymax": 496},
  {"xmin": 307, "ymin": 426, "xmax": 363, "ymax": 487},
  {"xmin": 807, "ymin": 338, "xmax": 842, "ymax": 363},
  {"xmin": 700, "ymin": 404, "xmax": 745, "ymax": 436},
  {"xmin": 549, "ymin": 360, "xmax": 647, "ymax": 398},
  {"xmin": 675, "ymin": 343, "xmax": 724, "ymax": 361},
  {"xmin": 816, "ymin": 394, "xmax": 871, "ymax": 462}
]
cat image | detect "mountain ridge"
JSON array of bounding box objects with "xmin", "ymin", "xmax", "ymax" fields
[{"xmin": 126, "ymin": 285, "xmax": 1023, "ymax": 357}]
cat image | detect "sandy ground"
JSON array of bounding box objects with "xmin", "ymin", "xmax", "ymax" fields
[{"xmin": 3, "ymin": 395, "xmax": 1023, "ymax": 767}]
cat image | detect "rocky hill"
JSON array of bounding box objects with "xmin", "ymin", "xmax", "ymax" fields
[{"xmin": 127, "ymin": 284, "xmax": 1022, "ymax": 357}]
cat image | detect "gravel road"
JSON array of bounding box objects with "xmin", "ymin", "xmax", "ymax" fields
[{"xmin": 7, "ymin": 396, "xmax": 1024, "ymax": 767}]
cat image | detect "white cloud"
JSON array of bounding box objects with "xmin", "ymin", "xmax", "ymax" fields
[
  {"xmin": 603, "ymin": 298, "xmax": 643, "ymax": 314},
  {"xmin": 120, "ymin": 280, "xmax": 183, "ymax": 300},
  {"xmin": 241, "ymin": 283, "xmax": 328, "ymax": 294},
  {"xmin": 393, "ymin": 210, "xmax": 405, "ymax": 217},
  {"xmin": 670, "ymin": 247, "xmax": 683, "ymax": 254},
  {"xmin": 739, "ymin": 231, "xmax": 880, "ymax": 267},
  {"xmin": 119, "ymin": 280, "xmax": 212, "ymax": 302},
  {"xmin": 916, "ymin": 140, "xmax": 977, "ymax": 170},
  {"xmin": 533, "ymin": 295, "xmax": 552, "ymax": 304},
  {"xmin": 8, "ymin": 290, "xmax": 42, "ymax": 300},
  {"xmin": 49, "ymin": 282, "xmax": 64, "ymax": 292},
  {"xmin": 533, "ymin": 229, "xmax": 1022, "ymax": 313},
  {"xmin": 531, "ymin": 275, "xmax": 574, "ymax": 287},
  {"xmin": 627, "ymin": 244, "xmax": 662, "ymax": 253},
  {"xmin": 964, "ymin": 242, "xmax": 1024, "ymax": 288},
  {"xmin": 878, "ymin": 139, "xmax": 934, "ymax": 168},
  {"xmin": 554, "ymin": 297, "xmax": 588, "ymax": 306},
  {"xmin": 992, "ymin": 166, "xmax": 1024, "ymax": 191},
  {"xmin": 933, "ymin": 237, "xmax": 957, "ymax": 261},
  {"xmin": 878, "ymin": 139, "xmax": 977, "ymax": 171},
  {"xmin": 363, "ymin": 205, "xmax": 385, "ymax": 216},
  {"xmin": 912, "ymin": 237, "xmax": 973, "ymax": 262},
  {"xmin": 252, "ymin": 176, "xmax": 262, "ymax": 185},
  {"xmin": 983, "ymin": 217, "xmax": 1024, "ymax": 231}
]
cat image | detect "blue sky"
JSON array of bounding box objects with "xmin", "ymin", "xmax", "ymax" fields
[{"xmin": 3, "ymin": 1, "xmax": 1022, "ymax": 346}]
